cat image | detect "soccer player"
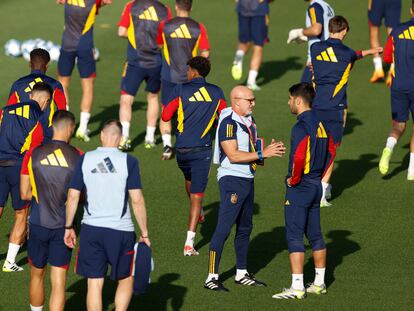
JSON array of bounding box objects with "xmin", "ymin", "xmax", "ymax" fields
[
  {"xmin": 162, "ymin": 57, "xmax": 227, "ymax": 256},
  {"xmin": 117, "ymin": 0, "xmax": 172, "ymax": 151},
  {"xmin": 287, "ymin": 0, "xmax": 335, "ymax": 83},
  {"xmin": 272, "ymin": 83, "xmax": 333, "ymax": 300},
  {"xmin": 368, "ymin": 0, "xmax": 402, "ymax": 84},
  {"xmin": 231, "ymin": 0, "xmax": 273, "ymax": 91},
  {"xmin": 204, "ymin": 86, "xmax": 285, "ymax": 291},
  {"xmin": 156, "ymin": 0, "xmax": 210, "ymax": 160},
  {"xmin": 64, "ymin": 120, "xmax": 150, "ymax": 311},
  {"xmin": 8, "ymin": 48, "xmax": 67, "ymax": 142},
  {"xmin": 20, "ymin": 111, "xmax": 81, "ymax": 311},
  {"xmin": 0, "ymin": 83, "xmax": 52, "ymax": 272},
  {"xmin": 310, "ymin": 16, "xmax": 382, "ymax": 206},
  {"xmin": 56, "ymin": 0, "xmax": 112, "ymax": 142},
  {"xmin": 379, "ymin": 1, "xmax": 414, "ymax": 180}
]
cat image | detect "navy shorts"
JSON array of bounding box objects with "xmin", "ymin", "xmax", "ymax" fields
[
  {"xmin": 76, "ymin": 224, "xmax": 136, "ymax": 280},
  {"xmin": 313, "ymin": 109, "xmax": 345, "ymax": 145},
  {"xmin": 28, "ymin": 224, "xmax": 72, "ymax": 269},
  {"xmin": 121, "ymin": 62, "xmax": 161, "ymax": 96},
  {"xmin": 0, "ymin": 165, "xmax": 27, "ymax": 209},
  {"xmin": 284, "ymin": 180, "xmax": 325, "ymax": 253},
  {"xmin": 161, "ymin": 80, "xmax": 177, "ymax": 107},
  {"xmin": 391, "ymin": 90, "xmax": 414, "ymax": 122},
  {"xmin": 176, "ymin": 148, "xmax": 212, "ymax": 195},
  {"xmin": 368, "ymin": 0, "xmax": 401, "ymax": 28},
  {"xmin": 58, "ymin": 49, "xmax": 96, "ymax": 78},
  {"xmin": 238, "ymin": 14, "xmax": 269, "ymax": 46}
]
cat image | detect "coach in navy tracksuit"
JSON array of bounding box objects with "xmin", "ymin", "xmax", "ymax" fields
[
  {"xmin": 272, "ymin": 83, "xmax": 335, "ymax": 300},
  {"xmin": 203, "ymin": 85, "xmax": 285, "ymax": 292}
]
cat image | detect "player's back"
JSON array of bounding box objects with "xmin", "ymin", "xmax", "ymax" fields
[
  {"xmin": 27, "ymin": 141, "xmax": 81, "ymax": 229},
  {"xmin": 236, "ymin": 0, "xmax": 269, "ymax": 16},
  {"xmin": 311, "ymin": 38, "xmax": 360, "ymax": 110},
  {"xmin": 126, "ymin": 0, "xmax": 171, "ymax": 68},
  {"xmin": 161, "ymin": 17, "xmax": 206, "ymax": 83},
  {"xmin": 8, "ymin": 70, "xmax": 66, "ymax": 110},
  {"xmin": 63, "ymin": 0, "xmax": 100, "ymax": 51},
  {"xmin": 174, "ymin": 78, "xmax": 226, "ymax": 148},
  {"xmin": 288, "ymin": 111, "xmax": 330, "ymax": 182},
  {"xmin": 0, "ymin": 101, "xmax": 42, "ymax": 163},
  {"xmin": 390, "ymin": 19, "xmax": 414, "ymax": 92}
]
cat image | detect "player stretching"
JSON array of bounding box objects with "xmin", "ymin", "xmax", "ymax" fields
[
  {"xmin": 21, "ymin": 111, "xmax": 81, "ymax": 311},
  {"xmin": 368, "ymin": 0, "xmax": 402, "ymax": 84},
  {"xmin": 8, "ymin": 48, "xmax": 67, "ymax": 142},
  {"xmin": 231, "ymin": 0, "xmax": 273, "ymax": 90},
  {"xmin": 287, "ymin": 0, "xmax": 334, "ymax": 84},
  {"xmin": 117, "ymin": 0, "xmax": 172, "ymax": 151},
  {"xmin": 379, "ymin": 1, "xmax": 414, "ymax": 180},
  {"xmin": 311, "ymin": 16, "xmax": 382, "ymax": 206},
  {"xmin": 57, "ymin": 0, "xmax": 112, "ymax": 142},
  {"xmin": 1, "ymin": 83, "xmax": 51, "ymax": 272},
  {"xmin": 156, "ymin": 0, "xmax": 210, "ymax": 160},
  {"xmin": 162, "ymin": 57, "xmax": 227, "ymax": 256},
  {"xmin": 272, "ymin": 83, "xmax": 334, "ymax": 299}
]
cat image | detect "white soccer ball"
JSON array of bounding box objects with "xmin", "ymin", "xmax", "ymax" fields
[
  {"xmin": 21, "ymin": 39, "xmax": 36, "ymax": 61},
  {"xmin": 4, "ymin": 39, "xmax": 22, "ymax": 57},
  {"xmin": 93, "ymin": 47, "xmax": 100, "ymax": 61},
  {"xmin": 49, "ymin": 45, "xmax": 61, "ymax": 62}
]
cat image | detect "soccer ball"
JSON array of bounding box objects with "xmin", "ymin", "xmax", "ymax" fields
[
  {"xmin": 21, "ymin": 39, "xmax": 37, "ymax": 61},
  {"xmin": 93, "ymin": 47, "xmax": 100, "ymax": 61},
  {"xmin": 4, "ymin": 39, "xmax": 22, "ymax": 57},
  {"xmin": 49, "ymin": 45, "xmax": 61, "ymax": 62}
]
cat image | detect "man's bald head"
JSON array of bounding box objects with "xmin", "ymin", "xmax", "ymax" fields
[
  {"xmin": 100, "ymin": 119, "xmax": 123, "ymax": 147},
  {"xmin": 230, "ymin": 86, "xmax": 256, "ymax": 116}
]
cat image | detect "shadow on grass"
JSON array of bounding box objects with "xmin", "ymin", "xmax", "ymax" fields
[
  {"xmin": 343, "ymin": 112, "xmax": 362, "ymax": 137},
  {"xmin": 220, "ymin": 226, "xmax": 287, "ymax": 283},
  {"xmin": 257, "ymin": 57, "xmax": 303, "ymax": 87},
  {"xmin": 304, "ymin": 230, "xmax": 361, "ymax": 287},
  {"xmin": 331, "ymin": 153, "xmax": 378, "ymax": 199},
  {"xmin": 66, "ymin": 273, "xmax": 187, "ymax": 311}
]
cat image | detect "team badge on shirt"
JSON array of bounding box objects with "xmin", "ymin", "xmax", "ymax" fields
[{"xmin": 231, "ymin": 193, "xmax": 238, "ymax": 204}]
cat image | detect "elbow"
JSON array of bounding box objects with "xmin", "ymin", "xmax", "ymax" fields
[{"xmin": 20, "ymin": 191, "xmax": 30, "ymax": 201}]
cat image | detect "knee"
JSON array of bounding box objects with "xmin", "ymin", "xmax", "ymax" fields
[{"xmin": 393, "ymin": 121, "xmax": 406, "ymax": 135}]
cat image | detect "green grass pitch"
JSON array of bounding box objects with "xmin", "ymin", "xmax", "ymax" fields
[{"xmin": 0, "ymin": 0, "xmax": 413, "ymax": 310}]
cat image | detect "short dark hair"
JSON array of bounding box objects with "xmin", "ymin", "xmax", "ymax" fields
[
  {"xmin": 412, "ymin": 0, "xmax": 414, "ymax": 10},
  {"xmin": 31, "ymin": 82, "xmax": 53, "ymax": 99},
  {"xmin": 176, "ymin": 0, "xmax": 192, "ymax": 11},
  {"xmin": 187, "ymin": 56, "xmax": 211, "ymax": 78},
  {"xmin": 30, "ymin": 48, "xmax": 50, "ymax": 66},
  {"xmin": 101, "ymin": 119, "xmax": 123, "ymax": 134},
  {"xmin": 329, "ymin": 16, "xmax": 350, "ymax": 34},
  {"xmin": 52, "ymin": 110, "xmax": 76, "ymax": 129},
  {"xmin": 289, "ymin": 83, "xmax": 315, "ymax": 107}
]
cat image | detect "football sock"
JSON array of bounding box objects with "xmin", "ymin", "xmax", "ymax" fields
[
  {"xmin": 321, "ymin": 181, "xmax": 329, "ymax": 200},
  {"xmin": 386, "ymin": 136, "xmax": 397, "ymax": 150},
  {"xmin": 145, "ymin": 126, "xmax": 156, "ymax": 142},
  {"xmin": 206, "ymin": 273, "xmax": 219, "ymax": 283},
  {"xmin": 162, "ymin": 134, "xmax": 172, "ymax": 147},
  {"xmin": 121, "ymin": 121, "xmax": 130, "ymax": 139},
  {"xmin": 234, "ymin": 49, "xmax": 245, "ymax": 64},
  {"xmin": 30, "ymin": 305, "xmax": 43, "ymax": 311},
  {"xmin": 235, "ymin": 269, "xmax": 248, "ymax": 281},
  {"xmin": 373, "ymin": 56, "xmax": 383, "ymax": 71},
  {"xmin": 408, "ymin": 153, "xmax": 414, "ymax": 173},
  {"xmin": 79, "ymin": 112, "xmax": 91, "ymax": 133},
  {"xmin": 314, "ymin": 268, "xmax": 326, "ymax": 286},
  {"xmin": 6, "ymin": 243, "xmax": 20, "ymax": 264},
  {"xmin": 247, "ymin": 70, "xmax": 258, "ymax": 86},
  {"xmin": 185, "ymin": 231, "xmax": 196, "ymax": 247},
  {"xmin": 291, "ymin": 274, "xmax": 304, "ymax": 290}
]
